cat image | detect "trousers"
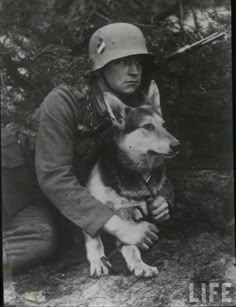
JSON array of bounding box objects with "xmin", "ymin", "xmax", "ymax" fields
[{"xmin": 3, "ymin": 202, "xmax": 58, "ymax": 274}]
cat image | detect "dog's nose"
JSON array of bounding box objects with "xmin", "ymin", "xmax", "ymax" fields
[{"xmin": 170, "ymin": 142, "xmax": 181, "ymax": 153}]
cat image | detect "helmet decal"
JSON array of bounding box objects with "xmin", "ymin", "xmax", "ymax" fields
[{"xmin": 97, "ymin": 39, "xmax": 106, "ymax": 54}]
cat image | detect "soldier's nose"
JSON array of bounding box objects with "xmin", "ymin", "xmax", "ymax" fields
[{"xmin": 128, "ymin": 62, "xmax": 139, "ymax": 75}]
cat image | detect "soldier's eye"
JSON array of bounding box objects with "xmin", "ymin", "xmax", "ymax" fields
[
  {"xmin": 143, "ymin": 124, "xmax": 155, "ymax": 131},
  {"xmin": 118, "ymin": 58, "xmax": 128, "ymax": 65},
  {"xmin": 135, "ymin": 58, "xmax": 142, "ymax": 65}
]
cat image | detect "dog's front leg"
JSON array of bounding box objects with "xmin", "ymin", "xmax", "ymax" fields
[
  {"xmin": 83, "ymin": 231, "xmax": 110, "ymax": 277},
  {"xmin": 119, "ymin": 244, "xmax": 159, "ymax": 278}
]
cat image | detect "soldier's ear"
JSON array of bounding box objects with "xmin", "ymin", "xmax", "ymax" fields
[
  {"xmin": 103, "ymin": 92, "xmax": 130, "ymax": 127},
  {"xmin": 145, "ymin": 80, "xmax": 162, "ymax": 117}
]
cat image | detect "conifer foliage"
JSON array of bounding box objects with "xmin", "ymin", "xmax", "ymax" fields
[{"xmin": 0, "ymin": 0, "xmax": 232, "ymax": 168}]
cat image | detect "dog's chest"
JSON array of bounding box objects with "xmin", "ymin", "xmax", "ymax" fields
[{"xmin": 87, "ymin": 164, "xmax": 147, "ymax": 219}]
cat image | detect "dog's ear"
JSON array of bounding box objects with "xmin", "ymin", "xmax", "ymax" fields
[
  {"xmin": 103, "ymin": 92, "xmax": 129, "ymax": 127},
  {"xmin": 145, "ymin": 80, "xmax": 162, "ymax": 117}
]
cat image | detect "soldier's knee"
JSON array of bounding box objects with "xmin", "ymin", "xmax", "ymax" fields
[
  {"xmin": 3, "ymin": 204, "xmax": 59, "ymax": 273},
  {"xmin": 35, "ymin": 218, "xmax": 58, "ymax": 256}
]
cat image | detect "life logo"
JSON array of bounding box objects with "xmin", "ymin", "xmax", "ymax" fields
[{"xmin": 189, "ymin": 282, "xmax": 233, "ymax": 304}]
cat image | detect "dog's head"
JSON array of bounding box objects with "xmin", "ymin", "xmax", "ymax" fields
[{"xmin": 103, "ymin": 80, "xmax": 181, "ymax": 171}]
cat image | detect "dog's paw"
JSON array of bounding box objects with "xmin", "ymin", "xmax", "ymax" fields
[
  {"xmin": 89, "ymin": 258, "xmax": 110, "ymax": 277},
  {"xmin": 129, "ymin": 262, "xmax": 159, "ymax": 278}
]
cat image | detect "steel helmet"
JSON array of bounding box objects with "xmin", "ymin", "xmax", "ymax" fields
[{"xmin": 89, "ymin": 23, "xmax": 153, "ymax": 71}]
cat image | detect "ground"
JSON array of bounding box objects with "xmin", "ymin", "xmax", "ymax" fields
[{"xmin": 4, "ymin": 170, "xmax": 235, "ymax": 307}]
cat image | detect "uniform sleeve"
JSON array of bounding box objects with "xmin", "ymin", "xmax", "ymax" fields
[{"xmin": 35, "ymin": 89, "xmax": 114, "ymax": 237}]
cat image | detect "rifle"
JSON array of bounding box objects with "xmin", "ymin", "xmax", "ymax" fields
[{"xmin": 165, "ymin": 32, "xmax": 226, "ymax": 60}]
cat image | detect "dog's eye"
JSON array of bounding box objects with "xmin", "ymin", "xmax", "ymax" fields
[{"xmin": 142, "ymin": 124, "xmax": 155, "ymax": 131}]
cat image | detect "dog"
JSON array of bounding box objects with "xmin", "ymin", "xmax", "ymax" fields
[{"xmin": 84, "ymin": 80, "xmax": 180, "ymax": 278}]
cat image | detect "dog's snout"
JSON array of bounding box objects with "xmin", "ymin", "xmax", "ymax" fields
[{"xmin": 170, "ymin": 142, "xmax": 181, "ymax": 153}]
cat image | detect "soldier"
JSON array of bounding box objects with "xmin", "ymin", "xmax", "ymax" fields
[{"xmin": 2, "ymin": 23, "xmax": 172, "ymax": 273}]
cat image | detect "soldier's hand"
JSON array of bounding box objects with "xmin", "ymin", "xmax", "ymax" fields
[
  {"xmin": 118, "ymin": 220, "xmax": 159, "ymax": 250},
  {"xmin": 103, "ymin": 215, "xmax": 159, "ymax": 250},
  {"xmin": 148, "ymin": 195, "xmax": 170, "ymax": 223}
]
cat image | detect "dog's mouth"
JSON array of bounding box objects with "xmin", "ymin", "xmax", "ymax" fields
[
  {"xmin": 160, "ymin": 151, "xmax": 179, "ymax": 158},
  {"xmin": 147, "ymin": 150, "xmax": 179, "ymax": 158}
]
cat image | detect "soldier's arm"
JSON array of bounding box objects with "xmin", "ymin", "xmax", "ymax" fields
[{"xmin": 35, "ymin": 88, "xmax": 114, "ymax": 237}]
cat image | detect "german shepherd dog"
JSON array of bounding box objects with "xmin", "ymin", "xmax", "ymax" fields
[{"xmin": 84, "ymin": 81, "xmax": 180, "ymax": 278}]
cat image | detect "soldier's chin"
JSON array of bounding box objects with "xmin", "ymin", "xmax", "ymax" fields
[{"xmin": 123, "ymin": 86, "xmax": 138, "ymax": 94}]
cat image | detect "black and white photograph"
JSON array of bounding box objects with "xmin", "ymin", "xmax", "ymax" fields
[{"xmin": 1, "ymin": 0, "xmax": 234, "ymax": 306}]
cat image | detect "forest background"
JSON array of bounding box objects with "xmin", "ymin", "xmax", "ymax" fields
[
  {"xmin": 1, "ymin": 1, "xmax": 234, "ymax": 306},
  {"xmin": 0, "ymin": 0, "xmax": 232, "ymax": 170}
]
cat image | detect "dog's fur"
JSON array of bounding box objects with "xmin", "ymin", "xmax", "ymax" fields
[{"xmin": 84, "ymin": 80, "xmax": 180, "ymax": 278}]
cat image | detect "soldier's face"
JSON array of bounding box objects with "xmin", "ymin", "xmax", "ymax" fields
[{"xmin": 102, "ymin": 55, "xmax": 143, "ymax": 95}]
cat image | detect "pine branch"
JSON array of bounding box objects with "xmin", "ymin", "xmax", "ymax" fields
[
  {"xmin": 4, "ymin": 55, "xmax": 44, "ymax": 97},
  {"xmin": 153, "ymin": 0, "xmax": 191, "ymax": 22}
]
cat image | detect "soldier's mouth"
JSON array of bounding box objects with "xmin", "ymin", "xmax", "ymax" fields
[{"xmin": 125, "ymin": 81, "xmax": 138, "ymax": 84}]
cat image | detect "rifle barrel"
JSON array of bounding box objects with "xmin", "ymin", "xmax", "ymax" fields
[
  {"xmin": 165, "ymin": 32, "xmax": 226, "ymax": 60},
  {"xmin": 189, "ymin": 32, "xmax": 219, "ymax": 48},
  {"xmin": 199, "ymin": 32, "xmax": 226, "ymax": 47}
]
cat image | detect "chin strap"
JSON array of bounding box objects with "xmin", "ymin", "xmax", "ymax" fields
[{"xmin": 100, "ymin": 70, "xmax": 115, "ymax": 94}]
